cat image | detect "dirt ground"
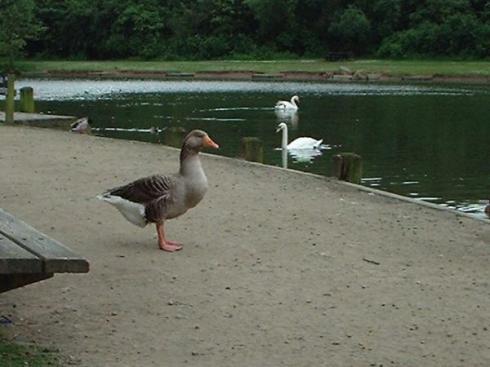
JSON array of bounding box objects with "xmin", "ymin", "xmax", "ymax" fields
[{"xmin": 1, "ymin": 125, "xmax": 489, "ymax": 367}]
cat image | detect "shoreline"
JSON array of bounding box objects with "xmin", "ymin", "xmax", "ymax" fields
[
  {"xmin": 23, "ymin": 69, "xmax": 490, "ymax": 85},
  {"xmin": 3, "ymin": 112, "xmax": 489, "ymax": 223}
]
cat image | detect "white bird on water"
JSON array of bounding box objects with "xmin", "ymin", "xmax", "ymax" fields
[
  {"xmin": 276, "ymin": 122, "xmax": 323, "ymax": 150},
  {"xmin": 275, "ymin": 95, "xmax": 299, "ymax": 111}
]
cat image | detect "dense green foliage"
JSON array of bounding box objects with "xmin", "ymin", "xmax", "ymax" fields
[
  {"xmin": 4, "ymin": 0, "xmax": 490, "ymax": 60},
  {"xmin": 0, "ymin": 0, "xmax": 44, "ymax": 70}
]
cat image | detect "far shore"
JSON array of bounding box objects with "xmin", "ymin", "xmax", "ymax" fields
[{"xmin": 14, "ymin": 59, "xmax": 490, "ymax": 85}]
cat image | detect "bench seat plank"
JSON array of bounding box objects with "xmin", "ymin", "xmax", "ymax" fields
[
  {"xmin": 0, "ymin": 233, "xmax": 43, "ymax": 274},
  {"xmin": 0, "ymin": 208, "xmax": 89, "ymax": 273}
]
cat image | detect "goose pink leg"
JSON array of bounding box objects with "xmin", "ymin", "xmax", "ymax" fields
[{"xmin": 156, "ymin": 223, "xmax": 183, "ymax": 252}]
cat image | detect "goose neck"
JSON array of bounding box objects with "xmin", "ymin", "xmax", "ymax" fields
[
  {"xmin": 179, "ymin": 147, "xmax": 202, "ymax": 175},
  {"xmin": 180, "ymin": 154, "xmax": 204, "ymax": 176}
]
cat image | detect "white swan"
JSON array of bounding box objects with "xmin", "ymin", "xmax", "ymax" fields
[
  {"xmin": 276, "ymin": 122, "xmax": 323, "ymax": 150},
  {"xmin": 275, "ymin": 95, "xmax": 299, "ymax": 111}
]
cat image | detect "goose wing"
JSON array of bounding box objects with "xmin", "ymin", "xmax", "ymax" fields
[
  {"xmin": 105, "ymin": 174, "xmax": 177, "ymax": 223},
  {"xmin": 107, "ymin": 174, "xmax": 175, "ymax": 203}
]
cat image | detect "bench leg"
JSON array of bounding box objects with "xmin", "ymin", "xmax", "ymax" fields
[{"xmin": 0, "ymin": 273, "xmax": 54, "ymax": 293}]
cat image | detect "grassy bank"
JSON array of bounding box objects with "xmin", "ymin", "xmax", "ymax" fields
[
  {"xmin": 13, "ymin": 59, "xmax": 490, "ymax": 78},
  {"xmin": 0, "ymin": 337, "xmax": 60, "ymax": 366}
]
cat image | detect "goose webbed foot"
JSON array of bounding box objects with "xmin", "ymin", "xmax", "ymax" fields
[
  {"xmin": 165, "ymin": 239, "xmax": 183, "ymax": 247},
  {"xmin": 156, "ymin": 223, "xmax": 183, "ymax": 252},
  {"xmin": 159, "ymin": 242, "xmax": 183, "ymax": 252}
]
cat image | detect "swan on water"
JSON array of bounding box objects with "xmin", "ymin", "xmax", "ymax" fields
[
  {"xmin": 276, "ymin": 122, "xmax": 323, "ymax": 150},
  {"xmin": 275, "ymin": 95, "xmax": 299, "ymax": 111}
]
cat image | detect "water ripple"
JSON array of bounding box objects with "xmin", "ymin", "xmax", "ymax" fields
[{"xmin": 16, "ymin": 79, "xmax": 479, "ymax": 101}]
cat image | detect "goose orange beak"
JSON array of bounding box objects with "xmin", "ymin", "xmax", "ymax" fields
[{"xmin": 204, "ymin": 135, "xmax": 219, "ymax": 149}]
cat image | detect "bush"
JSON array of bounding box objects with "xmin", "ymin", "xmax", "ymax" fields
[
  {"xmin": 328, "ymin": 6, "xmax": 371, "ymax": 55},
  {"xmin": 378, "ymin": 16, "xmax": 490, "ymax": 58},
  {"xmin": 377, "ymin": 38, "xmax": 404, "ymax": 58}
]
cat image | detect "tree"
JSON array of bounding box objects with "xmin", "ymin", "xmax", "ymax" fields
[
  {"xmin": 2, "ymin": 0, "xmax": 487, "ymax": 60},
  {"xmin": 328, "ymin": 6, "xmax": 371, "ymax": 55},
  {"xmin": 0, "ymin": 0, "xmax": 44, "ymax": 71},
  {"xmin": 370, "ymin": 0, "xmax": 402, "ymax": 41},
  {"xmin": 245, "ymin": 0, "xmax": 298, "ymax": 46}
]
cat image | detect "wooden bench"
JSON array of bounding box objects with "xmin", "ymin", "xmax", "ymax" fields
[{"xmin": 0, "ymin": 208, "xmax": 89, "ymax": 293}]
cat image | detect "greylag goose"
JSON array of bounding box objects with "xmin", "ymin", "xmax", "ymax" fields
[
  {"xmin": 275, "ymin": 95, "xmax": 299, "ymax": 111},
  {"xmin": 98, "ymin": 130, "xmax": 219, "ymax": 252}
]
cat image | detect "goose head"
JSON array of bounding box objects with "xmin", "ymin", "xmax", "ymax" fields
[
  {"xmin": 183, "ymin": 130, "xmax": 219, "ymax": 151},
  {"xmin": 180, "ymin": 130, "xmax": 219, "ymax": 162}
]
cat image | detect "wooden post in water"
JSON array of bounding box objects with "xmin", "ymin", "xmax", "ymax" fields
[
  {"xmin": 164, "ymin": 126, "xmax": 187, "ymax": 148},
  {"xmin": 5, "ymin": 74, "xmax": 15, "ymax": 124},
  {"xmin": 332, "ymin": 153, "xmax": 362, "ymax": 184},
  {"xmin": 240, "ymin": 137, "xmax": 263, "ymax": 163},
  {"xmin": 19, "ymin": 87, "xmax": 35, "ymax": 113}
]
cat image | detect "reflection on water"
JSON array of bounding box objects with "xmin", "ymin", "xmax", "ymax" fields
[
  {"xmin": 288, "ymin": 148, "xmax": 325, "ymax": 163},
  {"xmin": 275, "ymin": 146, "xmax": 327, "ymax": 165},
  {"xmin": 185, "ymin": 117, "xmax": 246, "ymax": 122},
  {"xmin": 18, "ymin": 79, "xmax": 490, "ymax": 218},
  {"xmin": 455, "ymin": 201, "xmax": 490, "ymax": 220},
  {"xmin": 17, "ymin": 79, "xmax": 482, "ymax": 101},
  {"xmin": 275, "ymin": 109, "xmax": 299, "ymax": 129},
  {"xmin": 282, "ymin": 148, "xmax": 288, "ymax": 169},
  {"xmin": 92, "ymin": 126, "xmax": 166, "ymax": 134}
]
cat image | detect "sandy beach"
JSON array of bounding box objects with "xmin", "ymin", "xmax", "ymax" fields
[{"xmin": 1, "ymin": 125, "xmax": 489, "ymax": 366}]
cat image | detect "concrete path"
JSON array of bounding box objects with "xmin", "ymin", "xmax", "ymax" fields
[
  {"xmin": 1, "ymin": 125, "xmax": 489, "ymax": 366},
  {"xmin": 0, "ymin": 112, "xmax": 76, "ymax": 128}
]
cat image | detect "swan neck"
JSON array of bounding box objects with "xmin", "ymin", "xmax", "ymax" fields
[
  {"xmin": 290, "ymin": 97, "xmax": 297, "ymax": 107},
  {"xmin": 282, "ymin": 126, "xmax": 288, "ymax": 150}
]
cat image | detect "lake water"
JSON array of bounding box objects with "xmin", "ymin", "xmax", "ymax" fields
[{"xmin": 17, "ymin": 79, "xmax": 490, "ymax": 219}]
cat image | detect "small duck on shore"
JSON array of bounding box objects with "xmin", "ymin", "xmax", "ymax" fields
[{"xmin": 71, "ymin": 117, "xmax": 91, "ymax": 134}]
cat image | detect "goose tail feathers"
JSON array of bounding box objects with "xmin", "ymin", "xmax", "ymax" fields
[{"xmin": 97, "ymin": 193, "xmax": 148, "ymax": 228}]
